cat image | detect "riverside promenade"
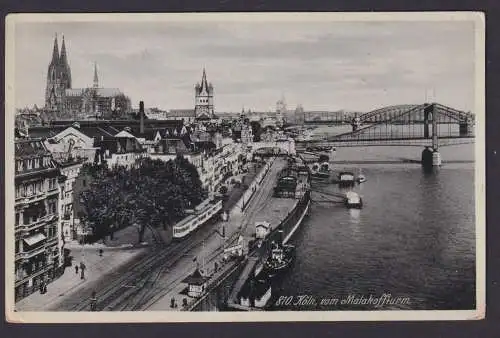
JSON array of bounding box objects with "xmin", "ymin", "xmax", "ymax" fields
[
  {"xmin": 15, "ymin": 246, "xmax": 147, "ymax": 311},
  {"xmin": 144, "ymin": 157, "xmax": 288, "ymax": 311}
]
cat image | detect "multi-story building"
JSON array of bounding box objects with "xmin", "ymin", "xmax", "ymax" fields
[
  {"xmin": 58, "ymin": 159, "xmax": 85, "ymax": 242},
  {"xmin": 14, "ymin": 139, "xmax": 64, "ymax": 301},
  {"xmin": 240, "ymin": 124, "xmax": 254, "ymax": 144},
  {"xmin": 44, "ymin": 34, "xmax": 131, "ymax": 119}
]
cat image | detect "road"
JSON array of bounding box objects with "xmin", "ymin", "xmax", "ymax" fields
[{"xmin": 49, "ymin": 157, "xmax": 286, "ymax": 311}]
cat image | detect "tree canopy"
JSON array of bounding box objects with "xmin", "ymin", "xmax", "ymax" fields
[{"xmin": 78, "ymin": 156, "xmax": 206, "ymax": 243}]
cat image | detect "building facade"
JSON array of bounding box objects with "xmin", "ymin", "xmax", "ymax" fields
[
  {"xmin": 58, "ymin": 160, "xmax": 85, "ymax": 242},
  {"xmin": 44, "ymin": 35, "xmax": 131, "ymax": 119},
  {"xmin": 194, "ymin": 68, "xmax": 215, "ymax": 120},
  {"xmin": 15, "ymin": 139, "xmax": 64, "ymax": 301}
]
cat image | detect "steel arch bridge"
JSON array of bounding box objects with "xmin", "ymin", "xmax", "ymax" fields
[{"xmin": 297, "ymin": 103, "xmax": 475, "ymax": 148}]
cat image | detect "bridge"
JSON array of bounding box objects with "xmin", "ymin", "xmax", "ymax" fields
[
  {"xmin": 295, "ymin": 103, "xmax": 475, "ymax": 149},
  {"xmin": 249, "ymin": 139, "xmax": 296, "ymax": 157}
]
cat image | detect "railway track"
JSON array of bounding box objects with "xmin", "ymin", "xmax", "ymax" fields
[
  {"xmin": 65, "ymin": 223, "xmax": 220, "ymax": 311},
  {"xmin": 60, "ymin": 160, "xmax": 284, "ymax": 312}
]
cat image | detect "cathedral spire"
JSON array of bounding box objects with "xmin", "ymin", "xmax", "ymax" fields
[
  {"xmin": 51, "ymin": 33, "xmax": 59, "ymax": 65},
  {"xmin": 60, "ymin": 34, "xmax": 68, "ymax": 65},
  {"xmin": 93, "ymin": 62, "xmax": 99, "ymax": 88}
]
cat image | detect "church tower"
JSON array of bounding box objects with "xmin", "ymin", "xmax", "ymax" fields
[
  {"xmin": 93, "ymin": 62, "xmax": 99, "ymax": 88},
  {"xmin": 194, "ymin": 68, "xmax": 214, "ymax": 120},
  {"xmin": 45, "ymin": 34, "xmax": 72, "ymax": 111}
]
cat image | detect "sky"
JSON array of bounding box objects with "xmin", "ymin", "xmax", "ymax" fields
[{"xmin": 12, "ymin": 17, "xmax": 477, "ymax": 113}]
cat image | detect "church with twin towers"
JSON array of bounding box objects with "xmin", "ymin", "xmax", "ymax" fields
[{"xmin": 44, "ymin": 34, "xmax": 131, "ymax": 119}]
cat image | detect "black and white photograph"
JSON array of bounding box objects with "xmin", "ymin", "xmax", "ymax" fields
[{"xmin": 5, "ymin": 12, "xmax": 485, "ymax": 322}]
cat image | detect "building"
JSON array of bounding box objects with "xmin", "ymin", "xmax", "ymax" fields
[
  {"xmin": 58, "ymin": 159, "xmax": 85, "ymax": 242},
  {"xmin": 40, "ymin": 123, "xmax": 99, "ymax": 163},
  {"xmin": 165, "ymin": 109, "xmax": 196, "ymax": 124},
  {"xmin": 44, "ymin": 34, "xmax": 131, "ymax": 119},
  {"xmin": 240, "ymin": 124, "xmax": 254, "ymax": 144},
  {"xmin": 166, "ymin": 69, "xmax": 217, "ymax": 123},
  {"xmin": 15, "ymin": 139, "xmax": 64, "ymax": 301},
  {"xmin": 182, "ymin": 268, "xmax": 208, "ymax": 298},
  {"xmin": 194, "ymin": 68, "xmax": 215, "ymax": 120}
]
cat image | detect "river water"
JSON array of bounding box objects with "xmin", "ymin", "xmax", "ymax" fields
[{"xmin": 270, "ymin": 138, "xmax": 476, "ymax": 310}]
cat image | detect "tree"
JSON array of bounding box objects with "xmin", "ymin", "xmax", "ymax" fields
[
  {"xmin": 78, "ymin": 156, "xmax": 206, "ymax": 244},
  {"xmin": 250, "ymin": 121, "xmax": 262, "ymax": 142}
]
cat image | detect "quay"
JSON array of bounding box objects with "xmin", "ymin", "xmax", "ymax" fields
[{"xmin": 143, "ymin": 156, "xmax": 310, "ymax": 311}]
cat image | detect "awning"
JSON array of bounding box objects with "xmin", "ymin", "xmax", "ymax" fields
[{"xmin": 23, "ymin": 233, "xmax": 46, "ymax": 246}]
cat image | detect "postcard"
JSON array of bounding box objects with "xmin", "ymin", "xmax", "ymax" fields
[{"xmin": 5, "ymin": 12, "xmax": 485, "ymax": 322}]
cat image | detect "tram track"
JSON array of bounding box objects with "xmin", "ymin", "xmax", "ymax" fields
[
  {"xmin": 66, "ymin": 223, "xmax": 220, "ymax": 311},
  {"xmin": 60, "ymin": 159, "xmax": 284, "ymax": 312}
]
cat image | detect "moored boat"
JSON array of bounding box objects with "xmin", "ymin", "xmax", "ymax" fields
[
  {"xmin": 345, "ymin": 191, "xmax": 363, "ymax": 209},
  {"xmin": 260, "ymin": 241, "xmax": 296, "ymax": 279},
  {"xmin": 357, "ymin": 174, "xmax": 367, "ymax": 183},
  {"xmin": 338, "ymin": 171, "xmax": 355, "ymax": 186}
]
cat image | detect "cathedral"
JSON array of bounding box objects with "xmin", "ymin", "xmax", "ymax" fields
[{"xmin": 45, "ymin": 34, "xmax": 131, "ymax": 119}]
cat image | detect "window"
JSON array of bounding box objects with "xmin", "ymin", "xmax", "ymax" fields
[
  {"xmin": 17, "ymin": 160, "xmax": 23, "ymax": 172},
  {"xmin": 15, "ymin": 241, "xmax": 19, "ymax": 254},
  {"xmin": 26, "ymin": 159, "xmax": 32, "ymax": 170},
  {"xmin": 34, "ymin": 158, "xmax": 39, "ymax": 169},
  {"xmin": 15, "ymin": 185, "xmax": 25, "ymax": 199},
  {"xmin": 48, "ymin": 178, "xmax": 57, "ymax": 190},
  {"xmin": 15, "ymin": 213, "xmax": 20, "ymax": 226},
  {"xmin": 26, "ymin": 184, "xmax": 33, "ymax": 196}
]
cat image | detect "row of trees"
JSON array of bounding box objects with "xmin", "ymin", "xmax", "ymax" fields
[{"xmin": 78, "ymin": 156, "xmax": 206, "ymax": 243}]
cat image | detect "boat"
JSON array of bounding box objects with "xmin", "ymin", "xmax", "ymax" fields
[
  {"xmin": 356, "ymin": 168, "xmax": 366, "ymax": 183},
  {"xmin": 310, "ymin": 162, "xmax": 331, "ymax": 180},
  {"xmin": 260, "ymin": 241, "xmax": 296, "ymax": 279},
  {"xmin": 337, "ymin": 171, "xmax": 355, "ymax": 186},
  {"xmin": 345, "ymin": 191, "xmax": 363, "ymax": 209},
  {"xmin": 357, "ymin": 174, "xmax": 367, "ymax": 183}
]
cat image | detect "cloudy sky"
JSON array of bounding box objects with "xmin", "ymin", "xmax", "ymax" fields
[{"xmin": 13, "ymin": 16, "xmax": 477, "ymax": 112}]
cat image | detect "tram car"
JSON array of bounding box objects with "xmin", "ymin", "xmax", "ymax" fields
[{"xmin": 173, "ymin": 198, "xmax": 223, "ymax": 239}]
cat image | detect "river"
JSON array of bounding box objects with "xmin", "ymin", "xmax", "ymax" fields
[{"xmin": 270, "ymin": 140, "xmax": 476, "ymax": 311}]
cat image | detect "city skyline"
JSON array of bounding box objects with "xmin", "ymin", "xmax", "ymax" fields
[{"xmin": 13, "ymin": 18, "xmax": 475, "ymax": 113}]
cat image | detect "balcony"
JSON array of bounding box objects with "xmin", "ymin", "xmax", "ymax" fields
[
  {"xmin": 16, "ymin": 214, "xmax": 58, "ymax": 233},
  {"xmin": 15, "ymin": 264, "xmax": 50, "ymax": 286},
  {"xmin": 45, "ymin": 236, "xmax": 59, "ymax": 247},
  {"xmin": 16, "ymin": 245, "xmax": 46, "ymax": 261},
  {"xmin": 16, "ymin": 192, "xmax": 46, "ymax": 205}
]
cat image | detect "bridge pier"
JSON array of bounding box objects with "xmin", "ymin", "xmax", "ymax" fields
[{"xmin": 421, "ymin": 147, "xmax": 441, "ymax": 168}]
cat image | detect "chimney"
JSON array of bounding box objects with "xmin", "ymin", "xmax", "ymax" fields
[{"xmin": 139, "ymin": 101, "xmax": 145, "ymax": 134}]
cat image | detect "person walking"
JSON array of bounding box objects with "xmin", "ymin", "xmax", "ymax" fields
[
  {"xmin": 75, "ymin": 265, "xmax": 79, "ymax": 275},
  {"xmin": 90, "ymin": 291, "xmax": 98, "ymax": 311}
]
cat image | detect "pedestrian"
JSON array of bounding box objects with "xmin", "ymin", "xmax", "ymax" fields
[
  {"xmin": 80, "ymin": 262, "xmax": 86, "ymax": 280},
  {"xmin": 75, "ymin": 265, "xmax": 79, "ymax": 274},
  {"xmin": 90, "ymin": 291, "xmax": 97, "ymax": 311}
]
